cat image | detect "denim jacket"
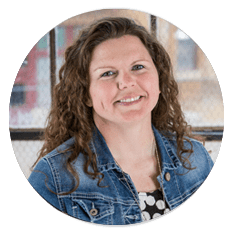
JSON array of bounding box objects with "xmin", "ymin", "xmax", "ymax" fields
[{"xmin": 28, "ymin": 125, "xmax": 214, "ymax": 225}]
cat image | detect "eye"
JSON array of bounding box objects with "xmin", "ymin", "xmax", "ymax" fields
[
  {"xmin": 132, "ymin": 65, "xmax": 144, "ymax": 71},
  {"xmin": 101, "ymin": 71, "xmax": 115, "ymax": 77}
]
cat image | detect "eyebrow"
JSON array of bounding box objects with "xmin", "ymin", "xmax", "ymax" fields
[
  {"xmin": 93, "ymin": 66, "xmax": 115, "ymax": 72},
  {"xmin": 131, "ymin": 59, "xmax": 150, "ymax": 65}
]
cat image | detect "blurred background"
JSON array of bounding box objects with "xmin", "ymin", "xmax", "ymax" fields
[{"xmin": 9, "ymin": 9, "xmax": 223, "ymax": 178}]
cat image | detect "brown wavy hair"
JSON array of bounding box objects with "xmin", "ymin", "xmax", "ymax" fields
[{"xmin": 34, "ymin": 17, "xmax": 197, "ymax": 195}]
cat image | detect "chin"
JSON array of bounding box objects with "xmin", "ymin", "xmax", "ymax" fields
[{"xmin": 118, "ymin": 110, "xmax": 152, "ymax": 124}]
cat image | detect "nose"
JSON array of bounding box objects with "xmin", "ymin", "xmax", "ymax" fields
[{"xmin": 117, "ymin": 71, "xmax": 136, "ymax": 90}]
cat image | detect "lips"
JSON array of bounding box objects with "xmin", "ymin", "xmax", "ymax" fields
[
  {"xmin": 115, "ymin": 94, "xmax": 143, "ymax": 103},
  {"xmin": 115, "ymin": 95, "xmax": 144, "ymax": 105},
  {"xmin": 118, "ymin": 96, "xmax": 141, "ymax": 103}
]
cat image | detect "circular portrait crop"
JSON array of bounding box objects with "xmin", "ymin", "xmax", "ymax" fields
[{"xmin": 9, "ymin": 9, "xmax": 224, "ymax": 225}]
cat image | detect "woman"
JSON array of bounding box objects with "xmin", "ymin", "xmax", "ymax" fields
[{"xmin": 29, "ymin": 17, "xmax": 214, "ymax": 224}]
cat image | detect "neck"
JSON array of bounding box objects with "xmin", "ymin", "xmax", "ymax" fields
[{"xmin": 94, "ymin": 118, "xmax": 155, "ymax": 161}]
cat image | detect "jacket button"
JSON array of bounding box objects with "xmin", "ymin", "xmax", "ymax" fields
[
  {"xmin": 165, "ymin": 172, "xmax": 171, "ymax": 181},
  {"xmin": 90, "ymin": 208, "xmax": 98, "ymax": 216}
]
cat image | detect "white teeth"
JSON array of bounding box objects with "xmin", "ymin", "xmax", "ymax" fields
[{"xmin": 120, "ymin": 96, "xmax": 140, "ymax": 103}]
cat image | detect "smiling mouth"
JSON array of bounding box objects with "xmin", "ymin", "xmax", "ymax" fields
[
  {"xmin": 115, "ymin": 96, "xmax": 143, "ymax": 105},
  {"xmin": 118, "ymin": 96, "xmax": 142, "ymax": 103}
]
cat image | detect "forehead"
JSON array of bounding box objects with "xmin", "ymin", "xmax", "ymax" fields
[{"xmin": 90, "ymin": 35, "xmax": 152, "ymax": 69}]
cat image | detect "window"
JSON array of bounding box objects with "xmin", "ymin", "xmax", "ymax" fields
[
  {"xmin": 56, "ymin": 26, "xmax": 65, "ymax": 48},
  {"xmin": 37, "ymin": 34, "xmax": 48, "ymax": 50},
  {"xmin": 10, "ymin": 84, "xmax": 26, "ymax": 106},
  {"xmin": 176, "ymin": 29, "xmax": 197, "ymax": 71}
]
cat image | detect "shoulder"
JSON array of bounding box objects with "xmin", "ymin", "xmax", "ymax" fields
[
  {"xmin": 29, "ymin": 138, "xmax": 74, "ymax": 179},
  {"xmin": 163, "ymin": 133, "xmax": 214, "ymax": 185},
  {"xmin": 28, "ymin": 139, "xmax": 78, "ymax": 211},
  {"xmin": 29, "ymin": 137, "xmax": 81, "ymax": 194},
  {"xmin": 31, "ymin": 137, "xmax": 76, "ymax": 177},
  {"xmin": 38, "ymin": 137, "xmax": 82, "ymax": 170},
  {"xmin": 183, "ymin": 137, "xmax": 214, "ymax": 177},
  {"xmin": 40, "ymin": 136, "xmax": 83, "ymax": 176},
  {"xmin": 43, "ymin": 137, "xmax": 76, "ymax": 160},
  {"xmin": 180, "ymin": 138, "xmax": 214, "ymax": 193},
  {"xmin": 163, "ymin": 133, "xmax": 214, "ymax": 172},
  {"xmin": 187, "ymin": 137, "xmax": 214, "ymax": 171}
]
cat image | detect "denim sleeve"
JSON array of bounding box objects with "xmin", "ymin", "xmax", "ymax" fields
[{"xmin": 28, "ymin": 158, "xmax": 61, "ymax": 211}]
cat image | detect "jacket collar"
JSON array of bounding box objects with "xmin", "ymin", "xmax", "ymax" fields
[
  {"xmin": 89, "ymin": 125, "xmax": 182, "ymax": 172},
  {"xmin": 152, "ymin": 125, "xmax": 182, "ymax": 170}
]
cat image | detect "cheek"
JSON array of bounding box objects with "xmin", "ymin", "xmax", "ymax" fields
[
  {"xmin": 146, "ymin": 76, "xmax": 160, "ymax": 105},
  {"xmin": 151, "ymin": 74, "xmax": 160, "ymax": 91},
  {"xmin": 90, "ymin": 83, "xmax": 114, "ymax": 108},
  {"xmin": 143, "ymin": 75, "xmax": 159, "ymax": 93}
]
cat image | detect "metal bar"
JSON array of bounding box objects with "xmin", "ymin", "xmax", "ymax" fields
[
  {"xmin": 150, "ymin": 15, "xmax": 157, "ymax": 38},
  {"xmin": 192, "ymin": 127, "xmax": 224, "ymax": 141},
  {"xmin": 10, "ymin": 129, "xmax": 44, "ymax": 141},
  {"xmin": 192, "ymin": 130, "xmax": 223, "ymax": 141},
  {"xmin": 49, "ymin": 28, "xmax": 56, "ymax": 105},
  {"xmin": 9, "ymin": 129, "xmax": 223, "ymax": 141},
  {"xmin": 192, "ymin": 126, "xmax": 224, "ymax": 131}
]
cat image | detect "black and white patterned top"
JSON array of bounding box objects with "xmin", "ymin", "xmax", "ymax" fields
[{"xmin": 138, "ymin": 189, "xmax": 170, "ymax": 221}]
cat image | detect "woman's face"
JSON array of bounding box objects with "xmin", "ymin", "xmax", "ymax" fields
[{"xmin": 89, "ymin": 35, "xmax": 160, "ymax": 126}]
